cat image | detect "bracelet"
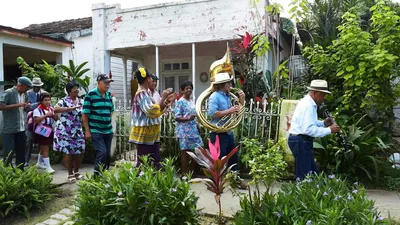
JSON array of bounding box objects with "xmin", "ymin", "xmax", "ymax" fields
[{"xmin": 164, "ymin": 100, "xmax": 170, "ymax": 106}]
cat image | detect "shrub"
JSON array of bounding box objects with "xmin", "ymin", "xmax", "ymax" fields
[
  {"xmin": 240, "ymin": 138, "xmax": 287, "ymax": 189},
  {"xmin": 234, "ymin": 173, "xmax": 392, "ymax": 225},
  {"xmin": 313, "ymin": 115, "xmax": 391, "ymax": 181},
  {"xmin": 74, "ymin": 157, "xmax": 200, "ymax": 225},
  {"xmin": 0, "ymin": 163, "xmax": 58, "ymax": 218}
]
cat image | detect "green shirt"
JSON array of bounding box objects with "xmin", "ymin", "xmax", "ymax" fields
[
  {"xmin": 0, "ymin": 87, "xmax": 28, "ymax": 134},
  {"xmin": 82, "ymin": 88, "xmax": 114, "ymax": 134}
]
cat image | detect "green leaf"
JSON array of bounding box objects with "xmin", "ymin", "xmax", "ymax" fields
[{"xmin": 345, "ymin": 65, "xmax": 355, "ymax": 72}]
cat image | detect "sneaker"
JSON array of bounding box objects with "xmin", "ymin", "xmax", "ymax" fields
[
  {"xmin": 24, "ymin": 162, "xmax": 30, "ymax": 167},
  {"xmin": 36, "ymin": 163, "xmax": 46, "ymax": 169},
  {"xmin": 46, "ymin": 168, "xmax": 55, "ymax": 174}
]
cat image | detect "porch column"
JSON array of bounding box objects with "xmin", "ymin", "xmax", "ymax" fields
[
  {"xmin": 122, "ymin": 56, "xmax": 128, "ymax": 107},
  {"xmin": 155, "ymin": 46, "xmax": 160, "ymax": 90},
  {"xmin": 192, "ymin": 43, "xmax": 196, "ymax": 101},
  {"xmin": 92, "ymin": 3, "xmax": 111, "ymax": 89},
  {"xmin": 0, "ymin": 42, "xmax": 4, "ymax": 92}
]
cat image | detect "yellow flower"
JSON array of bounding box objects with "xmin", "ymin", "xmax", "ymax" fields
[{"xmin": 139, "ymin": 67, "xmax": 146, "ymax": 78}]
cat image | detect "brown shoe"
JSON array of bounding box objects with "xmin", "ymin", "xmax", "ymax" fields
[{"xmin": 236, "ymin": 179, "xmax": 248, "ymax": 190}]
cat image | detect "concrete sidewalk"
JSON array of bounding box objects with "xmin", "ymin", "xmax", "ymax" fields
[{"xmin": 45, "ymin": 163, "xmax": 400, "ymax": 220}]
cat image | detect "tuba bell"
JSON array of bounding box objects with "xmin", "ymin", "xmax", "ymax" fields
[{"xmin": 195, "ymin": 44, "xmax": 245, "ymax": 133}]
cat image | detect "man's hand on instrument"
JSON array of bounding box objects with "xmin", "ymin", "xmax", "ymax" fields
[
  {"xmin": 238, "ymin": 90, "xmax": 245, "ymax": 104},
  {"xmin": 329, "ymin": 124, "xmax": 340, "ymax": 133},
  {"xmin": 324, "ymin": 117, "xmax": 333, "ymax": 127},
  {"xmin": 228, "ymin": 105, "xmax": 240, "ymax": 115}
]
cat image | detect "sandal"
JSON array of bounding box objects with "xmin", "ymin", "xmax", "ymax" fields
[
  {"xmin": 74, "ymin": 172, "xmax": 84, "ymax": 180},
  {"xmin": 68, "ymin": 175, "xmax": 76, "ymax": 183}
]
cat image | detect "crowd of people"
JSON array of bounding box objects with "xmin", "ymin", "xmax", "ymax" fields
[{"xmin": 0, "ymin": 67, "xmax": 251, "ymax": 187}]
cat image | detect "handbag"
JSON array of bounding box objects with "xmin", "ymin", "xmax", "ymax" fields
[
  {"xmin": 34, "ymin": 124, "xmax": 52, "ymax": 137},
  {"xmin": 34, "ymin": 108, "xmax": 53, "ymax": 137}
]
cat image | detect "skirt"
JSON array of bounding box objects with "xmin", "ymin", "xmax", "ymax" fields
[
  {"xmin": 34, "ymin": 132, "xmax": 54, "ymax": 146},
  {"xmin": 179, "ymin": 137, "xmax": 203, "ymax": 150}
]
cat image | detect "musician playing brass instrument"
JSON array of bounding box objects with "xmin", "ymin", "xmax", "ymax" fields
[
  {"xmin": 196, "ymin": 45, "xmax": 247, "ymax": 189},
  {"xmin": 288, "ymin": 80, "xmax": 341, "ymax": 180}
]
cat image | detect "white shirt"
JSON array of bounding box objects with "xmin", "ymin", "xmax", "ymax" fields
[
  {"xmin": 33, "ymin": 108, "xmax": 53, "ymax": 125},
  {"xmin": 150, "ymin": 90, "xmax": 161, "ymax": 103},
  {"xmin": 289, "ymin": 94, "xmax": 331, "ymax": 138},
  {"xmin": 18, "ymin": 93, "xmax": 25, "ymax": 131}
]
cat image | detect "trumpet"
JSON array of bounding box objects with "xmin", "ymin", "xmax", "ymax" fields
[{"xmin": 195, "ymin": 44, "xmax": 245, "ymax": 133}]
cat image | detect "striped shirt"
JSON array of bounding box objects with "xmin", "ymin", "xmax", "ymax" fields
[{"xmin": 82, "ymin": 88, "xmax": 114, "ymax": 134}]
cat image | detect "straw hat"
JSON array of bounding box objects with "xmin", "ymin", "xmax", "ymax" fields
[{"xmin": 307, "ymin": 79, "xmax": 331, "ymax": 94}]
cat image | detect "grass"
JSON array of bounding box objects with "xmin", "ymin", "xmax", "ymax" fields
[{"xmin": 0, "ymin": 189, "xmax": 74, "ymax": 225}]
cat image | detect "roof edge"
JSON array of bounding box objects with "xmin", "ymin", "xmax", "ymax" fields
[{"xmin": 0, "ymin": 25, "xmax": 73, "ymax": 47}]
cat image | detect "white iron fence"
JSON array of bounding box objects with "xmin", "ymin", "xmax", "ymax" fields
[{"xmin": 113, "ymin": 99, "xmax": 281, "ymax": 161}]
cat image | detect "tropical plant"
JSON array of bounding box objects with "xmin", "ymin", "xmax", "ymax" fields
[
  {"xmin": 186, "ymin": 136, "xmax": 238, "ymax": 225},
  {"xmin": 0, "ymin": 162, "xmax": 58, "ymax": 218},
  {"xmin": 59, "ymin": 60, "xmax": 91, "ymax": 93},
  {"xmin": 313, "ymin": 114, "xmax": 391, "ymax": 181},
  {"xmin": 304, "ymin": 1, "xmax": 400, "ymax": 126},
  {"xmin": 234, "ymin": 173, "xmax": 392, "ymax": 225},
  {"xmin": 240, "ymin": 138, "xmax": 287, "ymax": 191},
  {"xmin": 74, "ymin": 157, "xmax": 199, "ymax": 225}
]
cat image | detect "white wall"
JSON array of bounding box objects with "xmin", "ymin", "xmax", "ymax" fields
[
  {"xmin": 71, "ymin": 35, "xmax": 93, "ymax": 78},
  {"xmin": 92, "ymin": 0, "xmax": 266, "ymax": 50}
]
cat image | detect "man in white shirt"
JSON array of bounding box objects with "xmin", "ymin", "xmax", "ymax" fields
[
  {"xmin": 149, "ymin": 74, "xmax": 161, "ymax": 103},
  {"xmin": 288, "ymin": 79, "xmax": 340, "ymax": 179}
]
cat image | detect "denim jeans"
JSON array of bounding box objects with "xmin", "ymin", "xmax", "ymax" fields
[
  {"xmin": 210, "ymin": 132, "xmax": 239, "ymax": 171},
  {"xmin": 2, "ymin": 131, "xmax": 27, "ymax": 170},
  {"xmin": 92, "ymin": 133, "xmax": 113, "ymax": 176}
]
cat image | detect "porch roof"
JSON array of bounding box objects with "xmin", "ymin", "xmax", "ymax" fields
[{"xmin": 0, "ymin": 25, "xmax": 73, "ymax": 47}]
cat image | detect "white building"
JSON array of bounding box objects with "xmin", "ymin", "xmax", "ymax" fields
[{"xmin": 91, "ymin": 0, "xmax": 287, "ymax": 100}]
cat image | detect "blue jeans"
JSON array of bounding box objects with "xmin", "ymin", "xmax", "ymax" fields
[
  {"xmin": 92, "ymin": 133, "xmax": 113, "ymax": 175},
  {"xmin": 2, "ymin": 131, "xmax": 26, "ymax": 170},
  {"xmin": 288, "ymin": 134, "xmax": 318, "ymax": 179},
  {"xmin": 210, "ymin": 132, "xmax": 239, "ymax": 171}
]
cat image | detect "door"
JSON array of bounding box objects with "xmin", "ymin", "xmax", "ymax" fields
[{"xmin": 162, "ymin": 75, "xmax": 191, "ymax": 93}]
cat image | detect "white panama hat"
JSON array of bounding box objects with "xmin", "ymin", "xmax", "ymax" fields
[
  {"xmin": 307, "ymin": 79, "xmax": 331, "ymax": 94},
  {"xmin": 212, "ymin": 72, "xmax": 233, "ymax": 85}
]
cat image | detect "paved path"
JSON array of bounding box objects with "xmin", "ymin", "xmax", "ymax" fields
[{"xmin": 34, "ymin": 163, "xmax": 400, "ymax": 224}]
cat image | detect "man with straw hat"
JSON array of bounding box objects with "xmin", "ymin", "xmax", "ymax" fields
[{"xmin": 288, "ymin": 79, "xmax": 341, "ymax": 179}]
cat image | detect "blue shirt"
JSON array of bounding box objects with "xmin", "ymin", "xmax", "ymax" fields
[
  {"xmin": 208, "ymin": 91, "xmax": 232, "ymax": 127},
  {"xmin": 27, "ymin": 89, "xmax": 45, "ymax": 110},
  {"xmin": 289, "ymin": 94, "xmax": 331, "ymax": 138}
]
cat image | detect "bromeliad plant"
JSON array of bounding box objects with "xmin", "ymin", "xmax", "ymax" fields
[{"xmin": 186, "ymin": 136, "xmax": 238, "ymax": 225}]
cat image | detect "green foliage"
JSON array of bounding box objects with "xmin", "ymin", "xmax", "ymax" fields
[
  {"xmin": 0, "ymin": 163, "xmax": 58, "ymax": 218},
  {"xmin": 289, "ymin": 0, "xmax": 309, "ymax": 23},
  {"xmin": 74, "ymin": 158, "xmax": 199, "ymax": 225},
  {"xmin": 265, "ymin": 3, "xmax": 284, "ymax": 16},
  {"xmin": 304, "ymin": 1, "xmax": 400, "ymax": 125},
  {"xmin": 59, "ymin": 60, "xmax": 91, "ymax": 93},
  {"xmin": 240, "ymin": 138, "xmax": 287, "ymax": 188},
  {"xmin": 234, "ymin": 173, "xmax": 392, "ymax": 225},
  {"xmin": 313, "ymin": 114, "xmax": 391, "ymax": 181},
  {"xmin": 17, "ymin": 57, "xmax": 91, "ymax": 98}
]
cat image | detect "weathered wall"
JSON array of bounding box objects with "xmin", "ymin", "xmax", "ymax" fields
[{"xmin": 92, "ymin": 0, "xmax": 265, "ymax": 50}]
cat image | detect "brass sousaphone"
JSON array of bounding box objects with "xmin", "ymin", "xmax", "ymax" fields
[{"xmin": 195, "ymin": 44, "xmax": 245, "ymax": 133}]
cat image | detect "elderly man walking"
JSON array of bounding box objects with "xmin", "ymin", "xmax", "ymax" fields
[
  {"xmin": 0, "ymin": 77, "xmax": 32, "ymax": 170},
  {"xmin": 82, "ymin": 74, "xmax": 114, "ymax": 176},
  {"xmin": 25, "ymin": 77, "xmax": 46, "ymax": 167},
  {"xmin": 288, "ymin": 79, "xmax": 341, "ymax": 179}
]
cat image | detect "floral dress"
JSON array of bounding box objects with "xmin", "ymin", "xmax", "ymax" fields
[
  {"xmin": 53, "ymin": 96, "xmax": 85, "ymax": 154},
  {"xmin": 174, "ymin": 98, "xmax": 203, "ymax": 150}
]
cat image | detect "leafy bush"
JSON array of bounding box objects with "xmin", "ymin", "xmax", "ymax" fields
[
  {"xmin": 74, "ymin": 158, "xmax": 200, "ymax": 225},
  {"xmin": 313, "ymin": 115, "xmax": 391, "ymax": 181},
  {"xmin": 0, "ymin": 163, "xmax": 58, "ymax": 218},
  {"xmin": 234, "ymin": 173, "xmax": 392, "ymax": 225},
  {"xmin": 240, "ymin": 138, "xmax": 287, "ymax": 188}
]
